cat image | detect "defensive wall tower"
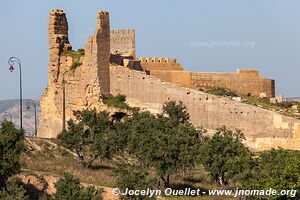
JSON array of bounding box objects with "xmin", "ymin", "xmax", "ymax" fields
[{"xmin": 110, "ymin": 29, "xmax": 136, "ymax": 58}]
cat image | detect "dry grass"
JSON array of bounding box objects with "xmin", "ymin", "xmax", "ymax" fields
[{"xmin": 21, "ymin": 138, "xmax": 116, "ymax": 187}]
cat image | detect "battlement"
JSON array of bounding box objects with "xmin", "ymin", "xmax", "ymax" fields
[
  {"xmin": 139, "ymin": 57, "xmax": 177, "ymax": 63},
  {"xmin": 111, "ymin": 29, "xmax": 135, "ymax": 35},
  {"xmin": 237, "ymin": 69, "xmax": 259, "ymax": 76}
]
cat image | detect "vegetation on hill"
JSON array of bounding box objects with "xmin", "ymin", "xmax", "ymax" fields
[
  {"xmin": 42, "ymin": 173, "xmax": 103, "ymax": 200},
  {"xmin": 244, "ymin": 96, "xmax": 300, "ymax": 118},
  {"xmin": 206, "ymin": 87, "xmax": 300, "ymax": 119},
  {"xmin": 206, "ymin": 87, "xmax": 237, "ymax": 97}
]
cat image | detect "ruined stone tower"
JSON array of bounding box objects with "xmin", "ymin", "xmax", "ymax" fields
[
  {"xmin": 48, "ymin": 9, "xmax": 72, "ymax": 83},
  {"xmin": 95, "ymin": 11, "xmax": 110, "ymax": 94},
  {"xmin": 38, "ymin": 10, "xmax": 111, "ymax": 138}
]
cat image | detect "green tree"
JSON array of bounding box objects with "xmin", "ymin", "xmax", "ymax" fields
[
  {"xmin": 0, "ymin": 120, "xmax": 24, "ymax": 187},
  {"xmin": 200, "ymin": 126, "xmax": 252, "ymax": 186},
  {"xmin": 122, "ymin": 102, "xmax": 203, "ymax": 187},
  {"xmin": 114, "ymin": 161, "xmax": 156, "ymax": 200},
  {"xmin": 0, "ymin": 177, "xmax": 27, "ymax": 200},
  {"xmin": 162, "ymin": 101, "xmax": 190, "ymax": 124},
  {"xmin": 54, "ymin": 173, "xmax": 103, "ymax": 200},
  {"xmin": 57, "ymin": 109, "xmax": 117, "ymax": 168},
  {"xmin": 243, "ymin": 149, "xmax": 300, "ymax": 200}
]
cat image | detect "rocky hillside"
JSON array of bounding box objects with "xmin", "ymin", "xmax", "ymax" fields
[{"xmin": 0, "ymin": 99, "xmax": 40, "ymax": 136}]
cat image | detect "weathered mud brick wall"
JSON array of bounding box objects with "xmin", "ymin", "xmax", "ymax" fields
[
  {"xmin": 191, "ymin": 70, "xmax": 275, "ymax": 97},
  {"xmin": 38, "ymin": 10, "xmax": 110, "ymax": 138},
  {"xmin": 150, "ymin": 70, "xmax": 192, "ymax": 88},
  {"xmin": 139, "ymin": 57, "xmax": 184, "ymax": 72},
  {"xmin": 110, "ymin": 66, "xmax": 300, "ymax": 151},
  {"xmin": 110, "ymin": 29, "xmax": 136, "ymax": 58},
  {"xmin": 149, "ymin": 69, "xmax": 275, "ymax": 98}
]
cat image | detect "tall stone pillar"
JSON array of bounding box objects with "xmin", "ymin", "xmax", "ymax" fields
[
  {"xmin": 96, "ymin": 11, "xmax": 110, "ymax": 95},
  {"xmin": 48, "ymin": 9, "xmax": 71, "ymax": 84}
]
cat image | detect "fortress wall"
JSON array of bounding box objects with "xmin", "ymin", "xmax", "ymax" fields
[
  {"xmin": 191, "ymin": 71, "xmax": 275, "ymax": 97},
  {"xmin": 139, "ymin": 57, "xmax": 184, "ymax": 71},
  {"xmin": 110, "ymin": 66, "xmax": 300, "ymax": 151},
  {"xmin": 110, "ymin": 29, "xmax": 135, "ymax": 58},
  {"xmin": 150, "ymin": 70, "xmax": 193, "ymax": 88},
  {"xmin": 147, "ymin": 69, "xmax": 275, "ymax": 98}
]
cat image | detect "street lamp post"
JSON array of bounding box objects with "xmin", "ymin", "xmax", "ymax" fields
[
  {"xmin": 26, "ymin": 99, "xmax": 37, "ymax": 137},
  {"xmin": 8, "ymin": 57, "xmax": 23, "ymax": 130},
  {"xmin": 54, "ymin": 72, "xmax": 66, "ymax": 132},
  {"xmin": 62, "ymin": 75, "xmax": 66, "ymax": 132}
]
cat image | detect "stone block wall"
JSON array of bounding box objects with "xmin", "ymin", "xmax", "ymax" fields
[{"xmin": 110, "ymin": 66, "xmax": 300, "ymax": 151}]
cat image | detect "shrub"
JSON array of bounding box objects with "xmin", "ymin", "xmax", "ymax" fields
[
  {"xmin": 101, "ymin": 94, "xmax": 129, "ymax": 109},
  {"xmin": 207, "ymin": 87, "xmax": 237, "ymax": 97},
  {"xmin": 61, "ymin": 49, "xmax": 85, "ymax": 71},
  {"xmin": 0, "ymin": 177, "xmax": 27, "ymax": 200},
  {"xmin": 54, "ymin": 173, "xmax": 103, "ymax": 200},
  {"xmin": 114, "ymin": 162, "xmax": 156, "ymax": 199}
]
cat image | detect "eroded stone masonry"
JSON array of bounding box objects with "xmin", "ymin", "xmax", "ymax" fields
[{"xmin": 38, "ymin": 9, "xmax": 300, "ymax": 151}]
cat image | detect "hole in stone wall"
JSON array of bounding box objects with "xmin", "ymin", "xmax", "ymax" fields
[{"xmin": 142, "ymin": 77, "xmax": 145, "ymax": 79}]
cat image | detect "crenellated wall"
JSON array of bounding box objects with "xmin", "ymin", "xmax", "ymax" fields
[
  {"xmin": 149, "ymin": 69, "xmax": 275, "ymax": 97},
  {"xmin": 139, "ymin": 57, "xmax": 184, "ymax": 71},
  {"xmin": 110, "ymin": 66, "xmax": 300, "ymax": 151}
]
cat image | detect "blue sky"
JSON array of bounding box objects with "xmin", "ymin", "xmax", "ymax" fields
[{"xmin": 0, "ymin": 0, "xmax": 299, "ymax": 99}]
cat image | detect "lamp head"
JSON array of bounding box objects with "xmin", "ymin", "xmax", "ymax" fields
[{"xmin": 8, "ymin": 65, "xmax": 14, "ymax": 72}]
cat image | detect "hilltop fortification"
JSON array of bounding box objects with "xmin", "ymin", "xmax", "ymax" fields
[{"xmin": 38, "ymin": 9, "xmax": 300, "ymax": 151}]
